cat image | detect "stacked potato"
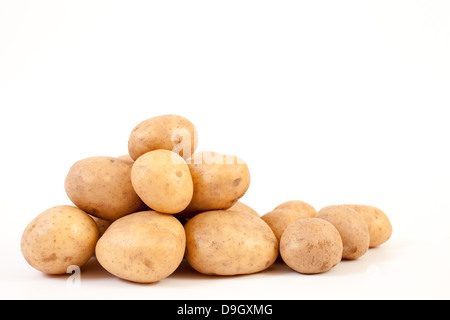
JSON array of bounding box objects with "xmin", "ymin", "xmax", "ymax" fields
[{"xmin": 21, "ymin": 115, "xmax": 392, "ymax": 283}]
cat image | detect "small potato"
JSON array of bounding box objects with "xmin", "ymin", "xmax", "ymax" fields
[
  {"xmin": 280, "ymin": 218, "xmax": 343, "ymax": 274},
  {"xmin": 316, "ymin": 205, "xmax": 370, "ymax": 260},
  {"xmin": 65, "ymin": 156, "xmax": 145, "ymax": 221},
  {"xmin": 261, "ymin": 209, "xmax": 310, "ymax": 243},
  {"xmin": 128, "ymin": 114, "xmax": 198, "ymax": 161},
  {"xmin": 184, "ymin": 210, "xmax": 278, "ymax": 276},
  {"xmin": 90, "ymin": 215, "xmax": 112, "ymax": 236},
  {"xmin": 131, "ymin": 150, "xmax": 193, "ymax": 214},
  {"xmin": 21, "ymin": 206, "xmax": 99, "ymax": 275},
  {"xmin": 274, "ymin": 200, "xmax": 317, "ymax": 218},
  {"xmin": 178, "ymin": 151, "xmax": 251, "ymax": 218},
  {"xmin": 95, "ymin": 211, "xmax": 186, "ymax": 284},
  {"xmin": 344, "ymin": 204, "xmax": 392, "ymax": 248},
  {"xmin": 226, "ymin": 201, "xmax": 259, "ymax": 217}
]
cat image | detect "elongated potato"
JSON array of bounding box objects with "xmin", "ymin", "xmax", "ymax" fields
[
  {"xmin": 344, "ymin": 204, "xmax": 392, "ymax": 248},
  {"xmin": 177, "ymin": 151, "xmax": 251, "ymax": 218},
  {"xmin": 184, "ymin": 210, "xmax": 278, "ymax": 276}
]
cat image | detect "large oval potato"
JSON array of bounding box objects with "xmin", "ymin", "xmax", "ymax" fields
[
  {"xmin": 95, "ymin": 211, "xmax": 186, "ymax": 284},
  {"xmin": 316, "ymin": 205, "xmax": 370, "ymax": 260},
  {"xmin": 131, "ymin": 150, "xmax": 193, "ymax": 214},
  {"xmin": 184, "ymin": 210, "xmax": 278, "ymax": 276},
  {"xmin": 128, "ymin": 114, "xmax": 198, "ymax": 161},
  {"xmin": 21, "ymin": 205, "xmax": 99, "ymax": 275},
  {"xmin": 177, "ymin": 151, "xmax": 251, "ymax": 218},
  {"xmin": 344, "ymin": 204, "xmax": 392, "ymax": 248},
  {"xmin": 280, "ymin": 218, "xmax": 343, "ymax": 274},
  {"xmin": 65, "ymin": 156, "xmax": 145, "ymax": 221}
]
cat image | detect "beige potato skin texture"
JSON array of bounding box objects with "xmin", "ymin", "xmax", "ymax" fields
[
  {"xmin": 65, "ymin": 156, "xmax": 145, "ymax": 221},
  {"xmin": 128, "ymin": 114, "xmax": 198, "ymax": 161},
  {"xmin": 280, "ymin": 218, "xmax": 343, "ymax": 274},
  {"xmin": 21, "ymin": 206, "xmax": 99, "ymax": 275},
  {"xmin": 274, "ymin": 200, "xmax": 317, "ymax": 218},
  {"xmin": 184, "ymin": 210, "xmax": 278, "ymax": 276},
  {"xmin": 131, "ymin": 150, "xmax": 193, "ymax": 214},
  {"xmin": 261, "ymin": 209, "xmax": 310, "ymax": 243},
  {"xmin": 178, "ymin": 152, "xmax": 251, "ymax": 218},
  {"xmin": 226, "ymin": 201, "xmax": 259, "ymax": 217},
  {"xmin": 316, "ymin": 205, "xmax": 370, "ymax": 260},
  {"xmin": 95, "ymin": 211, "xmax": 186, "ymax": 284},
  {"xmin": 344, "ymin": 205, "xmax": 392, "ymax": 248}
]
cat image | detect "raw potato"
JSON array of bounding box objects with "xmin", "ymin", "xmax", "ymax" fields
[
  {"xmin": 261, "ymin": 209, "xmax": 310, "ymax": 243},
  {"xmin": 226, "ymin": 201, "xmax": 259, "ymax": 217},
  {"xmin": 344, "ymin": 204, "xmax": 392, "ymax": 248},
  {"xmin": 21, "ymin": 206, "xmax": 99, "ymax": 275},
  {"xmin": 90, "ymin": 215, "xmax": 112, "ymax": 236},
  {"xmin": 184, "ymin": 210, "xmax": 278, "ymax": 276},
  {"xmin": 65, "ymin": 156, "xmax": 145, "ymax": 221},
  {"xmin": 95, "ymin": 211, "xmax": 186, "ymax": 284},
  {"xmin": 280, "ymin": 218, "xmax": 343, "ymax": 274},
  {"xmin": 128, "ymin": 114, "xmax": 198, "ymax": 161},
  {"xmin": 316, "ymin": 205, "xmax": 370, "ymax": 260},
  {"xmin": 178, "ymin": 151, "xmax": 251, "ymax": 218},
  {"xmin": 274, "ymin": 200, "xmax": 317, "ymax": 218},
  {"xmin": 131, "ymin": 150, "xmax": 193, "ymax": 214},
  {"xmin": 117, "ymin": 154, "xmax": 134, "ymax": 162}
]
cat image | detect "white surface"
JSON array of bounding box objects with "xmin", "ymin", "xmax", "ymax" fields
[{"xmin": 1, "ymin": 0, "xmax": 450, "ymax": 300}]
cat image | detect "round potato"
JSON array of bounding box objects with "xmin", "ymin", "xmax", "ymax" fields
[
  {"xmin": 280, "ymin": 218, "xmax": 343, "ymax": 274},
  {"xmin": 21, "ymin": 206, "xmax": 99, "ymax": 275},
  {"xmin": 344, "ymin": 204, "xmax": 392, "ymax": 248},
  {"xmin": 274, "ymin": 200, "xmax": 317, "ymax": 218},
  {"xmin": 65, "ymin": 156, "xmax": 145, "ymax": 221},
  {"xmin": 184, "ymin": 210, "xmax": 278, "ymax": 276},
  {"xmin": 131, "ymin": 150, "xmax": 193, "ymax": 214},
  {"xmin": 128, "ymin": 114, "xmax": 198, "ymax": 161},
  {"xmin": 261, "ymin": 209, "xmax": 310, "ymax": 243},
  {"xmin": 226, "ymin": 201, "xmax": 259, "ymax": 217},
  {"xmin": 177, "ymin": 151, "xmax": 251, "ymax": 218},
  {"xmin": 316, "ymin": 205, "xmax": 370, "ymax": 260},
  {"xmin": 95, "ymin": 211, "xmax": 186, "ymax": 284}
]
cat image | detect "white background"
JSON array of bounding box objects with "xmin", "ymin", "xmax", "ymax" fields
[{"xmin": 1, "ymin": 0, "xmax": 449, "ymax": 300}]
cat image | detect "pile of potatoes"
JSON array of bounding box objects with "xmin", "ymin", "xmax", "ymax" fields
[{"xmin": 21, "ymin": 115, "xmax": 393, "ymax": 283}]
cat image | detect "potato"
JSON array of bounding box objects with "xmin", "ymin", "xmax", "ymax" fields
[
  {"xmin": 95, "ymin": 211, "xmax": 186, "ymax": 283},
  {"xmin": 90, "ymin": 215, "xmax": 112, "ymax": 236},
  {"xmin": 21, "ymin": 206, "xmax": 99, "ymax": 275},
  {"xmin": 184, "ymin": 210, "xmax": 278, "ymax": 276},
  {"xmin": 273, "ymin": 200, "xmax": 317, "ymax": 218},
  {"xmin": 128, "ymin": 114, "xmax": 198, "ymax": 161},
  {"xmin": 131, "ymin": 150, "xmax": 193, "ymax": 214},
  {"xmin": 316, "ymin": 205, "xmax": 370, "ymax": 260},
  {"xmin": 117, "ymin": 154, "xmax": 134, "ymax": 162},
  {"xmin": 280, "ymin": 218, "xmax": 343, "ymax": 274},
  {"xmin": 261, "ymin": 209, "xmax": 310, "ymax": 243},
  {"xmin": 226, "ymin": 201, "xmax": 259, "ymax": 217},
  {"xmin": 344, "ymin": 204, "xmax": 392, "ymax": 248},
  {"xmin": 177, "ymin": 151, "xmax": 251, "ymax": 218},
  {"xmin": 65, "ymin": 156, "xmax": 145, "ymax": 221}
]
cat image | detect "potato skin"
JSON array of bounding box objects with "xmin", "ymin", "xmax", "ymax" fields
[
  {"xmin": 131, "ymin": 150, "xmax": 193, "ymax": 214},
  {"xmin": 65, "ymin": 156, "xmax": 145, "ymax": 221},
  {"xmin": 261, "ymin": 209, "xmax": 309, "ymax": 243},
  {"xmin": 316, "ymin": 205, "xmax": 370, "ymax": 260},
  {"xmin": 128, "ymin": 114, "xmax": 198, "ymax": 161},
  {"xmin": 273, "ymin": 200, "xmax": 317, "ymax": 218},
  {"xmin": 280, "ymin": 218, "xmax": 343, "ymax": 274},
  {"xmin": 95, "ymin": 211, "xmax": 186, "ymax": 284},
  {"xmin": 184, "ymin": 210, "xmax": 278, "ymax": 276},
  {"xmin": 178, "ymin": 152, "xmax": 251, "ymax": 218},
  {"xmin": 226, "ymin": 201, "xmax": 259, "ymax": 217},
  {"xmin": 344, "ymin": 205, "xmax": 392, "ymax": 248},
  {"xmin": 21, "ymin": 206, "xmax": 99, "ymax": 275}
]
